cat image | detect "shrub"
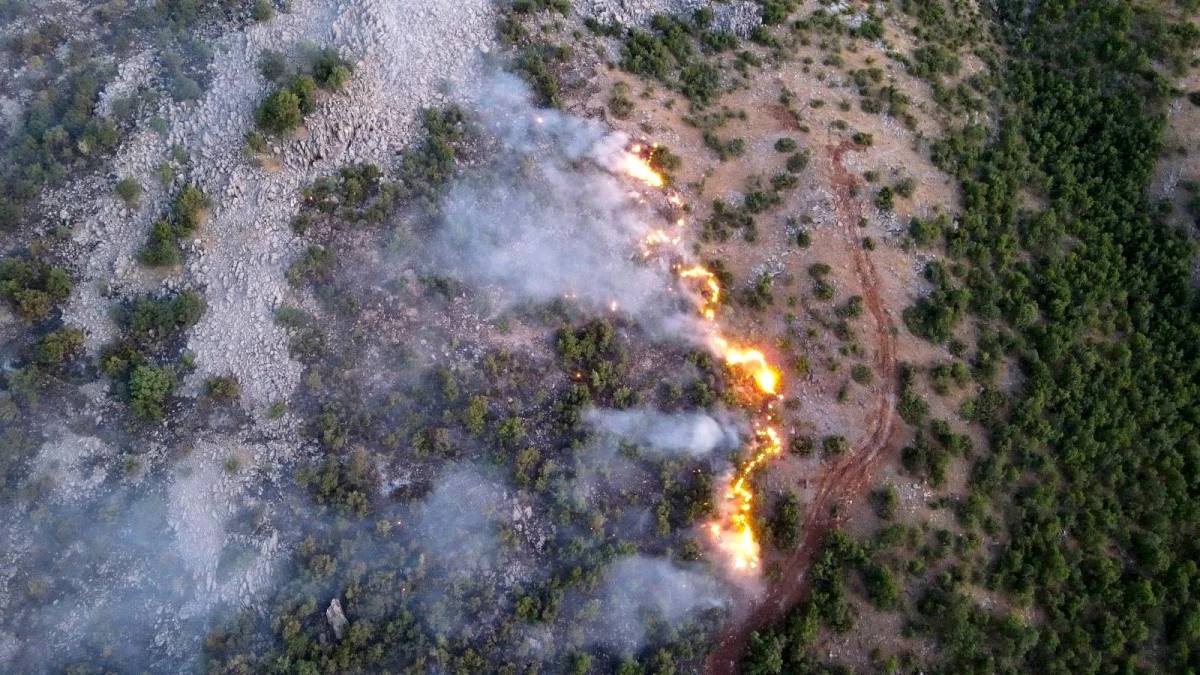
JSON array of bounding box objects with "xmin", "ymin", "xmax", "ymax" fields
[
  {"xmin": 0, "ymin": 257, "xmax": 72, "ymax": 323},
  {"xmin": 125, "ymin": 290, "xmax": 207, "ymax": 346},
  {"xmin": 287, "ymin": 245, "xmax": 333, "ymax": 286},
  {"xmin": 115, "ymin": 177, "xmax": 142, "ymax": 206},
  {"xmin": 621, "ymin": 29, "xmax": 672, "ymax": 78},
  {"xmin": 775, "ymin": 137, "xmax": 797, "ymax": 152},
  {"xmin": 851, "ymin": 363, "xmax": 874, "ymax": 384},
  {"xmin": 908, "ymin": 215, "xmax": 943, "ymax": 246},
  {"xmin": 836, "ymin": 295, "xmax": 864, "ymax": 319},
  {"xmin": 141, "ymin": 185, "xmax": 207, "ymax": 267},
  {"xmin": 852, "ymin": 131, "xmax": 874, "ymax": 146},
  {"xmin": 206, "ymin": 375, "xmax": 241, "ymax": 403},
  {"xmin": 289, "ymin": 74, "xmax": 317, "ymax": 113},
  {"xmin": 875, "ymin": 186, "xmax": 895, "ymax": 211},
  {"xmin": 771, "ymin": 493, "xmax": 803, "ymax": 549},
  {"xmin": 681, "ymin": 62, "xmax": 721, "ymax": 105},
  {"xmin": 260, "ymin": 49, "xmax": 287, "ymax": 82},
  {"xmin": 129, "ymin": 365, "xmax": 177, "ymax": 421},
  {"xmin": 255, "ymin": 89, "xmax": 303, "ymax": 134},
  {"xmin": 760, "ymin": 0, "xmax": 797, "ymax": 25},
  {"xmin": 172, "ymin": 184, "xmax": 208, "ymax": 234},
  {"xmin": 649, "ymin": 145, "xmax": 682, "ymax": 174},
  {"xmin": 822, "ymin": 435, "xmax": 849, "ymax": 458},
  {"xmin": 312, "ymin": 47, "xmax": 352, "ymax": 91},
  {"xmin": 741, "ymin": 272, "xmax": 774, "ymax": 309},
  {"xmin": 608, "ymin": 82, "xmax": 634, "ymax": 119},
  {"xmin": 251, "ymin": 0, "xmax": 274, "ymax": 21},
  {"xmin": 870, "ymin": 485, "xmax": 898, "ymax": 519},
  {"xmin": 789, "ymin": 435, "xmax": 815, "ymax": 456},
  {"xmin": 786, "ymin": 150, "xmax": 811, "ymax": 173},
  {"xmin": 34, "ymin": 327, "xmax": 85, "ymax": 366}
]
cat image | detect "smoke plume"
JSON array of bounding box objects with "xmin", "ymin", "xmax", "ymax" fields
[
  {"xmin": 586, "ymin": 407, "xmax": 743, "ymax": 458},
  {"xmin": 429, "ymin": 75, "xmax": 693, "ymax": 330}
]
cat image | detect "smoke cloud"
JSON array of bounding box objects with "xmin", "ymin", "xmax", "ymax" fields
[
  {"xmin": 429, "ymin": 75, "xmax": 693, "ymax": 330},
  {"xmin": 586, "ymin": 556, "xmax": 727, "ymax": 653},
  {"xmin": 586, "ymin": 407, "xmax": 743, "ymax": 458},
  {"xmin": 413, "ymin": 466, "xmax": 507, "ymax": 575}
]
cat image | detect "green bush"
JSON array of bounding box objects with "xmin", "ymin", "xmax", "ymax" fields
[
  {"xmin": 770, "ymin": 492, "xmax": 803, "ymax": 549},
  {"xmin": 822, "ymin": 435, "xmax": 849, "ymax": 458},
  {"xmin": 680, "ymin": 62, "xmax": 721, "ymax": 104},
  {"xmin": 287, "ymin": 245, "xmax": 333, "ymax": 286},
  {"xmin": 789, "ymin": 435, "xmax": 815, "ymax": 456},
  {"xmin": 289, "ymin": 74, "xmax": 317, "ymax": 113},
  {"xmin": 255, "ymin": 88, "xmax": 302, "ymax": 134},
  {"xmin": 129, "ymin": 365, "xmax": 177, "ymax": 421},
  {"xmin": 141, "ymin": 185, "xmax": 207, "ymax": 267},
  {"xmin": 260, "ymin": 49, "xmax": 287, "ymax": 82},
  {"xmin": 875, "ymin": 186, "xmax": 895, "ymax": 211},
  {"xmin": 126, "ymin": 290, "xmax": 207, "ymax": 347},
  {"xmin": 775, "ymin": 137, "xmax": 797, "ymax": 152},
  {"xmin": 851, "ymin": 363, "xmax": 874, "ymax": 384},
  {"xmin": 251, "ymin": 0, "xmax": 274, "ymax": 21},
  {"xmin": 0, "ymin": 257, "xmax": 72, "ymax": 323},
  {"xmin": 205, "ymin": 375, "xmax": 241, "ymax": 403},
  {"xmin": 115, "ymin": 177, "xmax": 142, "ymax": 205},
  {"xmin": 34, "ymin": 327, "xmax": 85, "ymax": 366},
  {"xmin": 869, "ymin": 485, "xmax": 898, "ymax": 519},
  {"xmin": 786, "ymin": 150, "xmax": 811, "ymax": 173},
  {"xmin": 608, "ymin": 82, "xmax": 634, "ymax": 119},
  {"xmin": 312, "ymin": 47, "xmax": 352, "ymax": 91},
  {"xmin": 621, "ymin": 29, "xmax": 673, "ymax": 78}
]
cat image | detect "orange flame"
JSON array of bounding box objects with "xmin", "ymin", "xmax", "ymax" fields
[
  {"xmin": 712, "ymin": 337, "xmax": 779, "ymax": 395},
  {"xmin": 712, "ymin": 425, "xmax": 784, "ymax": 569},
  {"xmin": 627, "ymin": 139, "xmax": 788, "ymax": 574},
  {"xmin": 678, "ymin": 266, "xmax": 721, "ymax": 320},
  {"xmin": 620, "ymin": 152, "xmax": 664, "ymax": 188}
]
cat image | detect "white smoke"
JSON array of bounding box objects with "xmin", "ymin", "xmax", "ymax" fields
[
  {"xmin": 430, "ymin": 75, "xmax": 696, "ymax": 330},
  {"xmin": 586, "ymin": 407, "xmax": 742, "ymax": 458},
  {"xmin": 586, "ymin": 556, "xmax": 727, "ymax": 653}
]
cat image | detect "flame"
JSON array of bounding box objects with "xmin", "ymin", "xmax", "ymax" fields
[
  {"xmin": 712, "ymin": 337, "xmax": 779, "ymax": 395},
  {"xmin": 620, "ymin": 152, "xmax": 665, "ymax": 188},
  {"xmin": 622, "ymin": 137, "xmax": 788, "ymax": 574},
  {"xmin": 713, "ymin": 425, "xmax": 784, "ymax": 569},
  {"xmin": 678, "ymin": 266, "xmax": 721, "ymax": 320}
]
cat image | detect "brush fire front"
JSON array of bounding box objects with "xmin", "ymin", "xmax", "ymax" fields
[{"xmin": 619, "ymin": 143, "xmax": 787, "ymax": 573}]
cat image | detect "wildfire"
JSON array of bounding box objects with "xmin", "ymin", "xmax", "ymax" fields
[
  {"xmin": 642, "ymin": 229, "xmax": 682, "ymax": 257},
  {"xmin": 678, "ymin": 266, "xmax": 721, "ymax": 320},
  {"xmin": 618, "ymin": 137, "xmax": 788, "ymax": 574},
  {"xmin": 620, "ymin": 153, "xmax": 665, "ymax": 188},
  {"xmin": 712, "ymin": 425, "xmax": 784, "ymax": 569},
  {"xmin": 712, "ymin": 337, "xmax": 779, "ymax": 395},
  {"xmin": 676, "ymin": 265, "xmax": 785, "ymax": 571},
  {"xmin": 619, "ymin": 143, "xmax": 666, "ymax": 188}
]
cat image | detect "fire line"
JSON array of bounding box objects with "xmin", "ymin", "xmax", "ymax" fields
[{"xmin": 621, "ymin": 146, "xmax": 785, "ymax": 572}]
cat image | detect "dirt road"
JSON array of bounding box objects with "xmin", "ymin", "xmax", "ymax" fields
[{"xmin": 704, "ymin": 141, "xmax": 901, "ymax": 674}]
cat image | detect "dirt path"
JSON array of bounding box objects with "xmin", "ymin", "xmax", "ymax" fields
[{"xmin": 705, "ymin": 142, "xmax": 901, "ymax": 674}]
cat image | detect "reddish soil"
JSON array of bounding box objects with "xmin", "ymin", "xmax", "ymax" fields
[{"xmin": 704, "ymin": 142, "xmax": 902, "ymax": 675}]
